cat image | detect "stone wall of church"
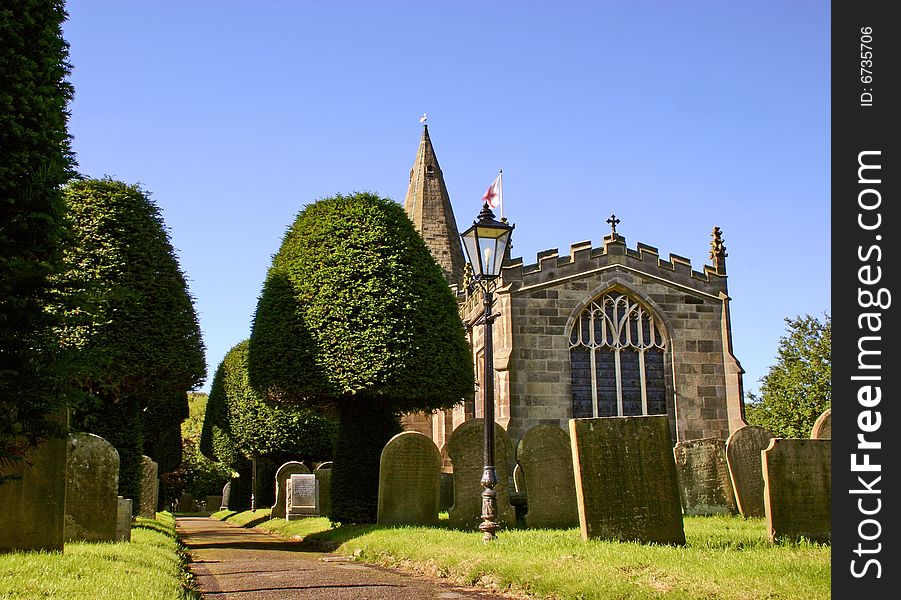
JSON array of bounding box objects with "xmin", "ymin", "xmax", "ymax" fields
[{"xmin": 460, "ymin": 234, "xmax": 746, "ymax": 446}]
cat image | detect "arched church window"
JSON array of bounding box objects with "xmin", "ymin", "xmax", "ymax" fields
[{"xmin": 569, "ymin": 293, "xmax": 666, "ymax": 418}]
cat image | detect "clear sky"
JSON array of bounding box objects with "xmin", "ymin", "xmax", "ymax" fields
[{"xmin": 61, "ymin": 1, "xmax": 830, "ymax": 397}]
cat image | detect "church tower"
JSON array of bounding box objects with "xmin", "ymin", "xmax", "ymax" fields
[{"xmin": 403, "ymin": 124, "xmax": 466, "ymax": 289}]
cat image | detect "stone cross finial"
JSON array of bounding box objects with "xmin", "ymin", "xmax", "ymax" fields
[
  {"xmin": 606, "ymin": 214, "xmax": 621, "ymax": 235},
  {"xmin": 710, "ymin": 226, "xmax": 727, "ymax": 275}
]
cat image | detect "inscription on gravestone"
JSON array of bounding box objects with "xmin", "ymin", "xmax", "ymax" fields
[
  {"xmin": 725, "ymin": 425, "xmax": 773, "ymax": 518},
  {"xmin": 286, "ymin": 473, "xmax": 318, "ymax": 520},
  {"xmin": 377, "ymin": 431, "xmax": 441, "ymax": 525},
  {"xmin": 763, "ymin": 438, "xmax": 831, "ymax": 543}
]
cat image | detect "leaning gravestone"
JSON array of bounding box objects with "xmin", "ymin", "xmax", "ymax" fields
[
  {"xmin": 65, "ymin": 432, "xmax": 120, "ymax": 542},
  {"xmin": 673, "ymin": 437, "xmax": 737, "ymax": 516},
  {"xmin": 0, "ymin": 410, "xmax": 68, "ymax": 552},
  {"xmin": 271, "ymin": 461, "xmax": 311, "ymax": 519},
  {"xmin": 517, "ymin": 424, "xmax": 579, "ymax": 529},
  {"xmin": 286, "ymin": 473, "xmax": 319, "ymax": 520},
  {"xmin": 762, "ymin": 438, "xmax": 831, "ymax": 543},
  {"xmin": 810, "ymin": 408, "xmax": 832, "ymax": 439},
  {"xmin": 117, "ymin": 497, "xmax": 133, "ymax": 542},
  {"xmin": 570, "ymin": 416, "xmax": 685, "ymax": 544},
  {"xmin": 377, "ymin": 431, "xmax": 442, "ymax": 526},
  {"xmin": 138, "ymin": 456, "xmax": 159, "ymax": 518},
  {"xmin": 725, "ymin": 425, "xmax": 773, "ymax": 518},
  {"xmin": 446, "ymin": 419, "xmax": 516, "ymax": 530},
  {"xmin": 314, "ymin": 464, "xmax": 332, "ymax": 519}
]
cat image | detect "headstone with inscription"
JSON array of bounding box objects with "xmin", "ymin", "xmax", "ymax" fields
[
  {"xmin": 138, "ymin": 456, "xmax": 159, "ymax": 518},
  {"xmin": 271, "ymin": 461, "xmax": 311, "ymax": 519},
  {"xmin": 286, "ymin": 473, "xmax": 319, "ymax": 520},
  {"xmin": 569, "ymin": 415, "xmax": 685, "ymax": 544},
  {"xmin": 65, "ymin": 432, "xmax": 120, "ymax": 542},
  {"xmin": 117, "ymin": 497, "xmax": 133, "ymax": 542},
  {"xmin": 763, "ymin": 438, "xmax": 831, "ymax": 543},
  {"xmin": 517, "ymin": 424, "xmax": 579, "ymax": 529},
  {"xmin": 810, "ymin": 408, "xmax": 832, "ymax": 439},
  {"xmin": 725, "ymin": 425, "xmax": 773, "ymax": 517},
  {"xmin": 0, "ymin": 410, "xmax": 68, "ymax": 552},
  {"xmin": 377, "ymin": 431, "xmax": 442, "ymax": 525},
  {"xmin": 673, "ymin": 437, "xmax": 737, "ymax": 516},
  {"xmin": 446, "ymin": 419, "xmax": 516, "ymax": 530}
]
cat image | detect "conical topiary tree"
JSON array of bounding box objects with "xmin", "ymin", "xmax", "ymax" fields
[{"xmin": 248, "ymin": 192, "xmax": 473, "ymax": 523}]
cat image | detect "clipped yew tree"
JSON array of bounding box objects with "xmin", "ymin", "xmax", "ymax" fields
[
  {"xmin": 57, "ymin": 178, "xmax": 206, "ymax": 506},
  {"xmin": 248, "ymin": 192, "xmax": 473, "ymax": 523},
  {"xmin": 1, "ymin": 0, "xmax": 76, "ymax": 479}
]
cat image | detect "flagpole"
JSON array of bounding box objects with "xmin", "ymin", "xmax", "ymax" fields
[{"xmin": 498, "ymin": 169, "xmax": 504, "ymax": 221}]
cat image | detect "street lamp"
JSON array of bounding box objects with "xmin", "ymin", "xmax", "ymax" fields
[{"xmin": 460, "ymin": 202, "xmax": 514, "ymax": 542}]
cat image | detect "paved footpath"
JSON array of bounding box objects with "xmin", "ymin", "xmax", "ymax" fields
[{"xmin": 176, "ymin": 516, "xmax": 521, "ymax": 600}]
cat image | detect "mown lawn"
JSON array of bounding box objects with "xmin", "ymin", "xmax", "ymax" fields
[
  {"xmin": 214, "ymin": 509, "xmax": 830, "ymax": 600},
  {"xmin": 0, "ymin": 512, "xmax": 198, "ymax": 600}
]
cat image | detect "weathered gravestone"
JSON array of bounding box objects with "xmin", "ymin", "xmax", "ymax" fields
[
  {"xmin": 725, "ymin": 425, "xmax": 773, "ymax": 518},
  {"xmin": 517, "ymin": 424, "xmax": 579, "ymax": 529},
  {"xmin": 179, "ymin": 492, "xmax": 196, "ymax": 513},
  {"xmin": 762, "ymin": 438, "xmax": 831, "ymax": 543},
  {"xmin": 271, "ymin": 461, "xmax": 310, "ymax": 519},
  {"xmin": 206, "ymin": 495, "xmax": 222, "ymax": 512},
  {"xmin": 314, "ymin": 463, "xmax": 332, "ymax": 519},
  {"xmin": 673, "ymin": 437, "xmax": 737, "ymax": 516},
  {"xmin": 0, "ymin": 412, "xmax": 68, "ymax": 552},
  {"xmin": 65, "ymin": 432, "xmax": 119, "ymax": 542},
  {"xmin": 138, "ymin": 456, "xmax": 159, "ymax": 518},
  {"xmin": 569, "ymin": 416, "xmax": 685, "ymax": 545},
  {"xmin": 286, "ymin": 473, "xmax": 319, "ymax": 520},
  {"xmin": 117, "ymin": 497, "xmax": 133, "ymax": 542},
  {"xmin": 221, "ymin": 481, "xmax": 232, "ymax": 510},
  {"xmin": 377, "ymin": 431, "xmax": 442, "ymax": 526},
  {"xmin": 446, "ymin": 419, "xmax": 516, "ymax": 530},
  {"xmin": 810, "ymin": 408, "xmax": 832, "ymax": 439}
]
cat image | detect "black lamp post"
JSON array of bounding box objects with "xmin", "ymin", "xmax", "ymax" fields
[{"xmin": 460, "ymin": 202, "xmax": 514, "ymax": 542}]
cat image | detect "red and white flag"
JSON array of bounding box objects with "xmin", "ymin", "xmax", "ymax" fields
[{"xmin": 482, "ymin": 174, "xmax": 501, "ymax": 209}]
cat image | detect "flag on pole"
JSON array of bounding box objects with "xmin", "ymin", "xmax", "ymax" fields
[{"xmin": 482, "ymin": 173, "xmax": 501, "ymax": 209}]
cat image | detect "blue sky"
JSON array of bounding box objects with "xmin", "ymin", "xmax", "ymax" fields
[{"xmin": 61, "ymin": 1, "xmax": 830, "ymax": 397}]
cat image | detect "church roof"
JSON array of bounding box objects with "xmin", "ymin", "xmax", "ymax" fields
[{"xmin": 403, "ymin": 124, "xmax": 466, "ymax": 288}]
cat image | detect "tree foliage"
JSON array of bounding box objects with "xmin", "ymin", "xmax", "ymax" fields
[
  {"xmin": 199, "ymin": 340, "xmax": 335, "ymax": 467},
  {"xmin": 56, "ymin": 178, "xmax": 206, "ymax": 503},
  {"xmin": 745, "ymin": 313, "xmax": 831, "ymax": 438},
  {"xmin": 247, "ymin": 192, "xmax": 473, "ymax": 523},
  {"xmin": 0, "ymin": 0, "xmax": 76, "ymax": 479}
]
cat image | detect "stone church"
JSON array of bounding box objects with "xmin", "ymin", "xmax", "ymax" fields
[{"xmin": 401, "ymin": 124, "xmax": 748, "ymax": 453}]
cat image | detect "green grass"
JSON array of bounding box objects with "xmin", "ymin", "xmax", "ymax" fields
[
  {"xmin": 212, "ymin": 510, "xmax": 830, "ymax": 599},
  {"xmin": 0, "ymin": 512, "xmax": 198, "ymax": 600}
]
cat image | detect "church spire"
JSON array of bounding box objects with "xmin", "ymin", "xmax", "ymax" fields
[{"xmin": 404, "ymin": 123, "xmax": 466, "ymax": 288}]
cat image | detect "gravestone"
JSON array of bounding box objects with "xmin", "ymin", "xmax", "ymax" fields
[
  {"xmin": 117, "ymin": 497, "xmax": 133, "ymax": 542},
  {"xmin": 206, "ymin": 495, "xmax": 222, "ymax": 512},
  {"xmin": 762, "ymin": 438, "xmax": 831, "ymax": 543},
  {"xmin": 725, "ymin": 425, "xmax": 773, "ymax": 517},
  {"xmin": 569, "ymin": 416, "xmax": 685, "ymax": 544},
  {"xmin": 446, "ymin": 419, "xmax": 516, "ymax": 530},
  {"xmin": 438, "ymin": 472, "xmax": 454, "ymax": 512},
  {"xmin": 179, "ymin": 492, "xmax": 196, "ymax": 513},
  {"xmin": 810, "ymin": 408, "xmax": 832, "ymax": 439},
  {"xmin": 65, "ymin": 432, "xmax": 119, "ymax": 542},
  {"xmin": 377, "ymin": 431, "xmax": 442, "ymax": 526},
  {"xmin": 517, "ymin": 424, "xmax": 579, "ymax": 529},
  {"xmin": 314, "ymin": 468, "xmax": 332, "ymax": 519},
  {"xmin": 271, "ymin": 461, "xmax": 311, "ymax": 519},
  {"xmin": 673, "ymin": 437, "xmax": 737, "ymax": 515},
  {"xmin": 512, "ymin": 463, "xmax": 526, "ymax": 493},
  {"xmin": 221, "ymin": 481, "xmax": 232, "ymax": 510},
  {"xmin": 0, "ymin": 411, "xmax": 68, "ymax": 552},
  {"xmin": 286, "ymin": 473, "xmax": 319, "ymax": 520},
  {"xmin": 138, "ymin": 456, "xmax": 159, "ymax": 518}
]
